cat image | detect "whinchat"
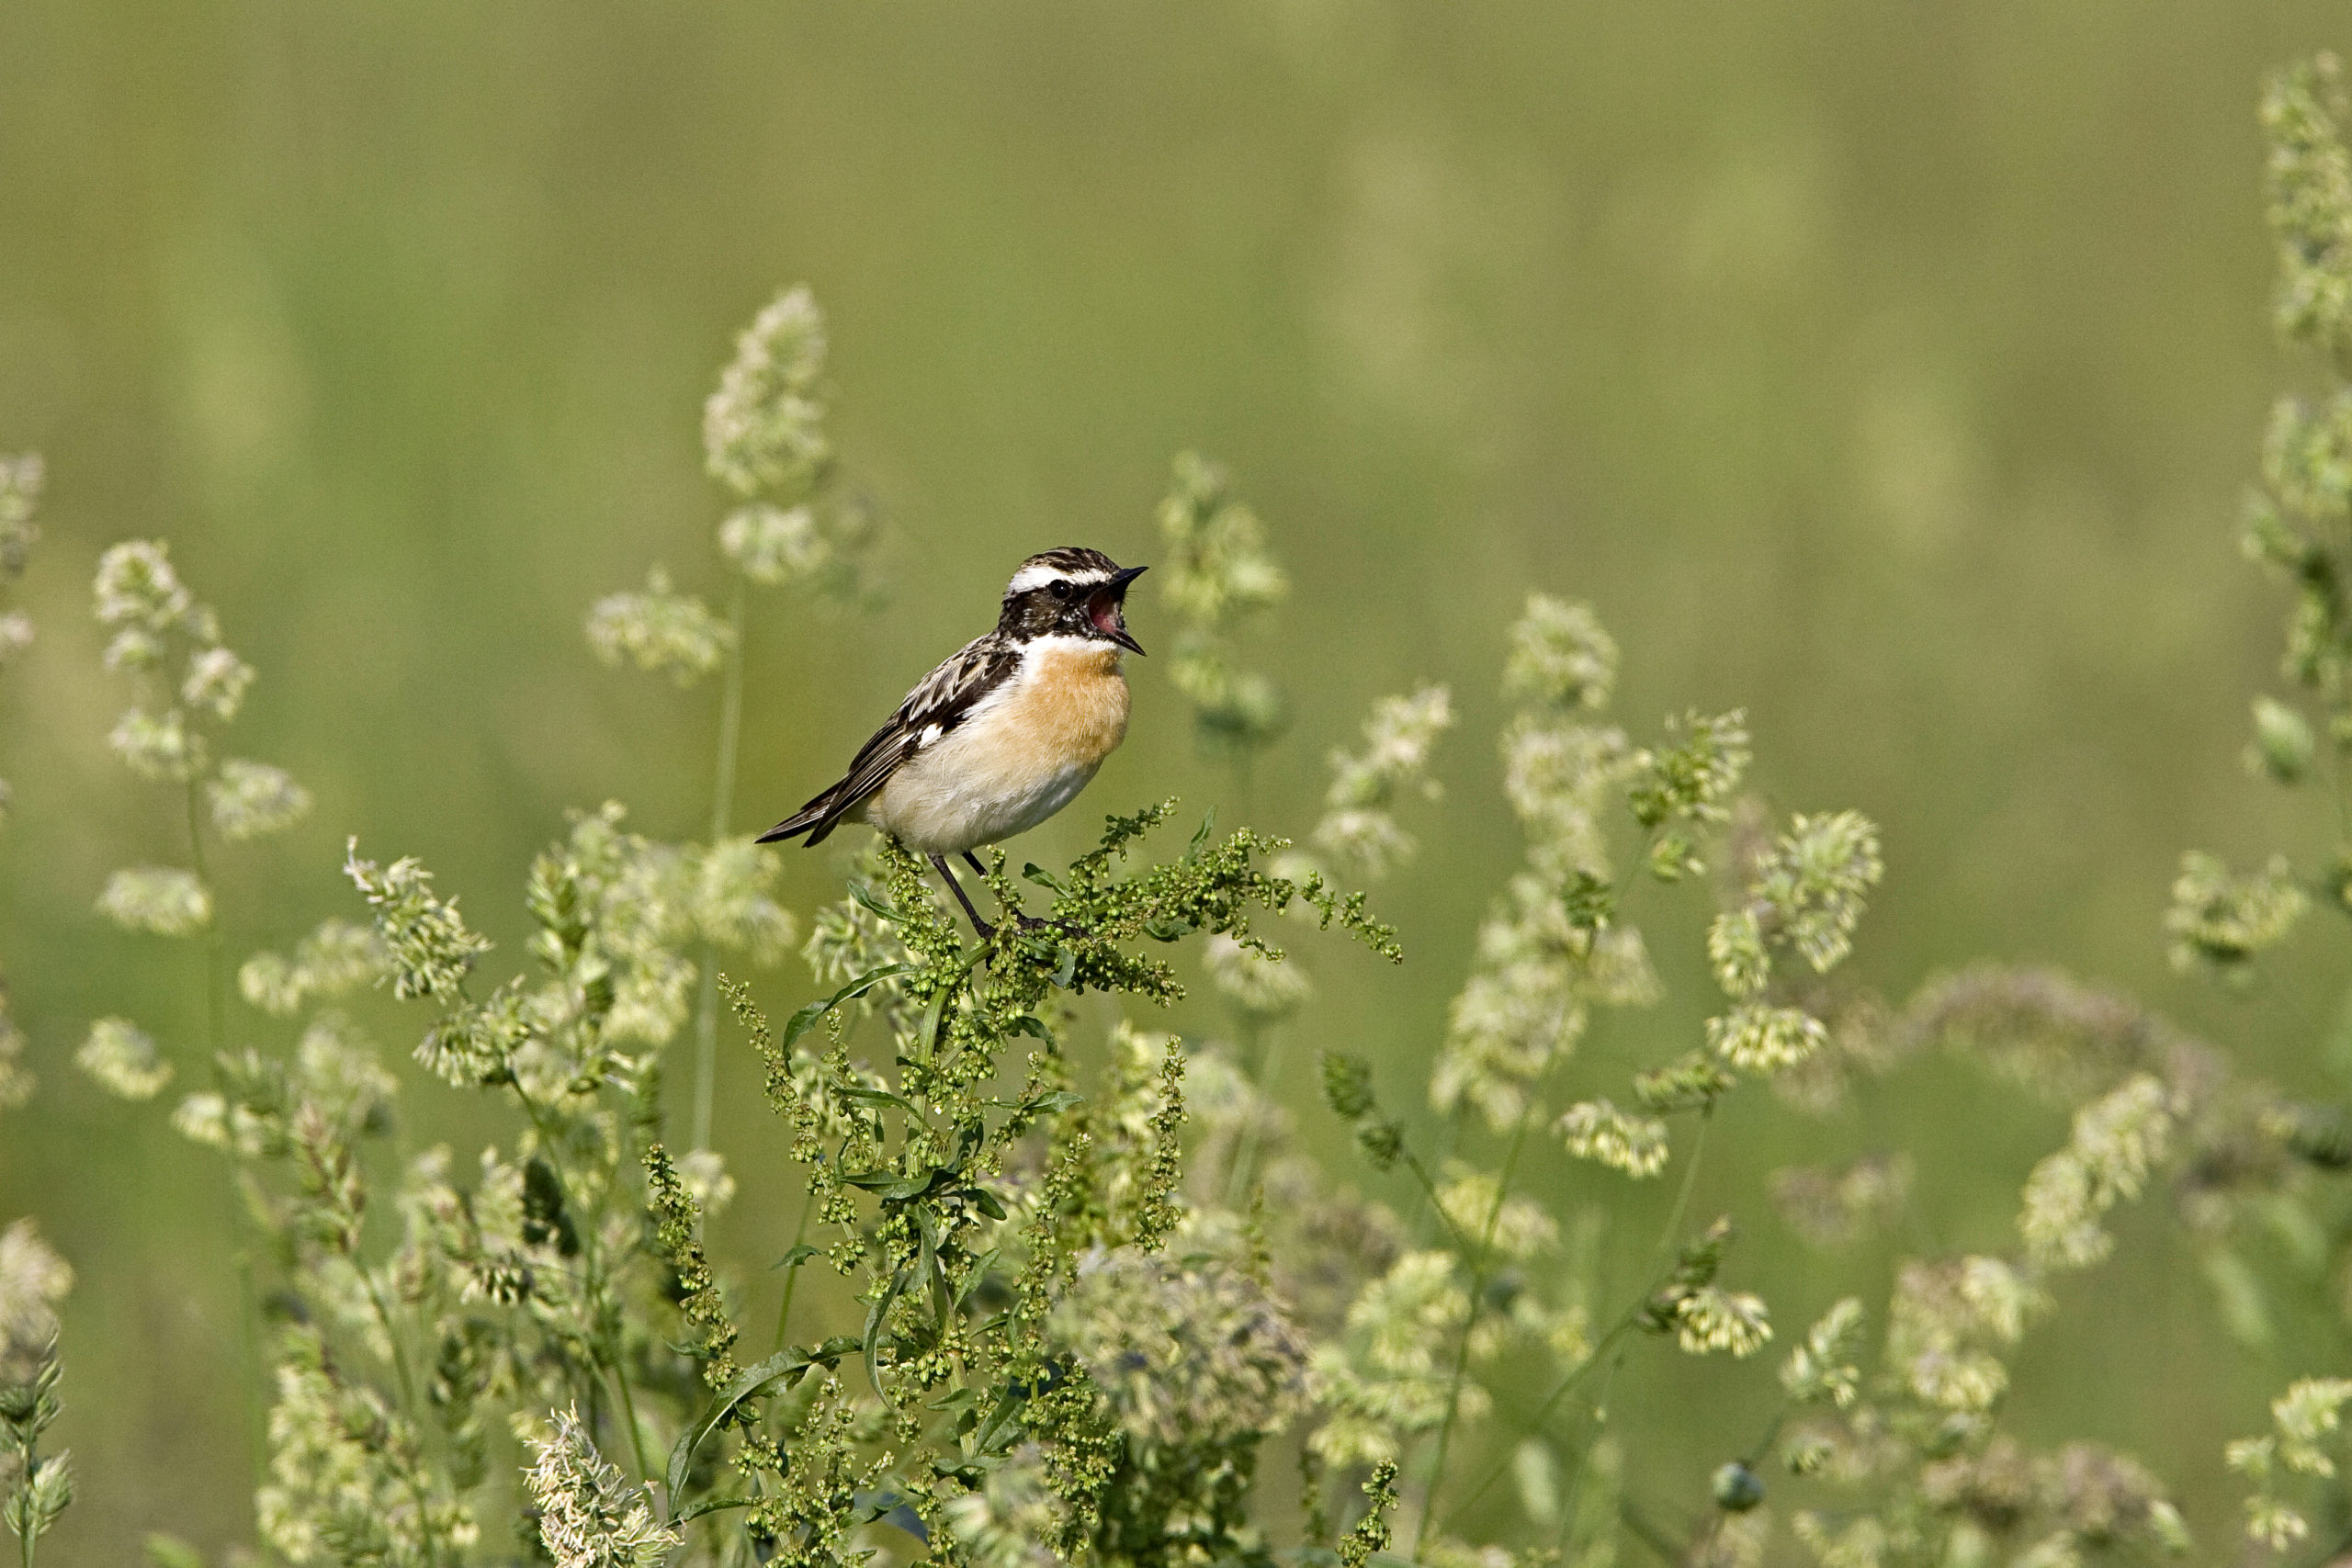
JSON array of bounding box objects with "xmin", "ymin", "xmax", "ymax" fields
[{"xmin": 758, "ymin": 547, "xmax": 1147, "ymax": 936}]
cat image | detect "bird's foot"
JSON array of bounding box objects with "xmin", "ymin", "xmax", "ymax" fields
[{"xmin": 1011, "ymin": 911, "xmax": 1082, "ymax": 938}]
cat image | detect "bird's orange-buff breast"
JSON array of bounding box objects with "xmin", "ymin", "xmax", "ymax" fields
[{"xmin": 1004, "ymin": 642, "xmax": 1130, "ymax": 769}]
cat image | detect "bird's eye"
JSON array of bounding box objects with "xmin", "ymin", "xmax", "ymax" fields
[{"xmin": 1049, "ymin": 581, "xmax": 1072, "ymax": 600}]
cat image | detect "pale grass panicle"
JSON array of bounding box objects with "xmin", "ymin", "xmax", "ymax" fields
[
  {"xmin": 1205, "ymin": 931, "xmax": 1315, "ymax": 1017},
  {"xmin": 106, "ymin": 706, "xmax": 203, "ymax": 782},
  {"xmin": 1312, "ymin": 1251, "xmax": 1479, "ymax": 1467},
  {"xmin": 703, "ymin": 284, "xmax": 830, "ymax": 499},
  {"xmin": 584, "ymin": 566, "xmax": 735, "ymax": 685},
  {"xmin": 1310, "ymin": 683, "xmax": 1454, "ymax": 880},
  {"xmin": 1434, "ymin": 1163, "xmax": 1559, "ymax": 1259},
  {"xmin": 0, "ymin": 1009, "xmax": 28, "ymax": 1113},
  {"xmin": 0, "ymin": 456, "xmax": 39, "ymax": 580},
  {"xmin": 239, "ymin": 919, "xmax": 390, "ymax": 1018},
  {"xmin": 181, "ymin": 644, "xmax": 255, "ymax": 721},
  {"xmin": 1, "ymin": 1220, "xmax": 72, "ymax": 1556},
  {"xmin": 0, "ymin": 1223, "xmax": 69, "ymax": 1389},
  {"xmin": 1557, "ymin": 1097, "xmax": 1670, "ymax": 1179},
  {"xmin": 2229, "ymin": 1376, "xmax": 2352, "ymax": 1549},
  {"xmin": 1708, "ymin": 1003, "xmax": 1828, "ymax": 1073},
  {"xmin": 2246, "ymin": 694, "xmax": 2315, "ymax": 781},
  {"xmin": 1674, "ymin": 1287, "xmax": 1772, "ymax": 1358},
  {"xmin": 1751, "ymin": 810, "xmax": 1884, "ymax": 973},
  {"xmin": 718, "ymin": 497, "xmax": 879, "ymax": 603},
  {"xmin": 2164, "ymin": 852, "xmax": 2307, "ymax": 976},
  {"xmin": 523, "ymin": 1405, "xmax": 677, "ymax": 1568},
  {"xmin": 1157, "ymin": 451, "xmax": 1290, "ymax": 753},
  {"xmin": 1050, "ymin": 1249, "xmax": 1314, "ymax": 1448},
  {"xmin": 2262, "ymin": 52, "xmax": 2352, "ymax": 353},
  {"xmin": 343, "ymin": 841, "xmax": 492, "ymax": 1000},
  {"xmin": 209, "ymin": 759, "xmax": 312, "ymax": 841},
  {"xmin": 2018, "ymin": 1074, "xmax": 2176, "ymax": 1269},
  {"xmin": 1503, "ymin": 593, "xmax": 1618, "ymax": 712},
  {"xmin": 73, "ymin": 1018, "xmax": 171, "ymax": 1100},
  {"xmin": 1156, "ymin": 449, "xmax": 1289, "ymax": 626},
  {"xmin": 1771, "ymin": 1155, "xmax": 1913, "ymax": 1248},
  {"xmin": 1781, "ymin": 1298, "xmax": 1865, "ymax": 1409},
  {"xmin": 96, "ymin": 865, "xmax": 211, "ymax": 937}
]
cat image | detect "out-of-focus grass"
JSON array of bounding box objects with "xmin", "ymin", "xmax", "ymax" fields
[{"xmin": 2, "ymin": 0, "xmax": 2346, "ymax": 1557}]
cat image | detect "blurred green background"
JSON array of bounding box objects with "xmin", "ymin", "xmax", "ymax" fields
[{"xmin": 5, "ymin": 0, "xmax": 2352, "ymax": 1559}]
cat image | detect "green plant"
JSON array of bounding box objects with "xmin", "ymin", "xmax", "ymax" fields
[{"xmin": 25, "ymin": 55, "xmax": 2352, "ymax": 1568}]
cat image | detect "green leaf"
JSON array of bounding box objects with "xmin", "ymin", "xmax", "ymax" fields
[
  {"xmin": 842, "ymin": 1165, "xmax": 944, "ymax": 1200},
  {"xmin": 769, "ymin": 1244, "xmax": 825, "ymax": 1271},
  {"xmin": 847, "ymin": 881, "xmax": 904, "ymax": 923},
  {"xmin": 864, "ymin": 1268, "xmax": 913, "ymax": 1404},
  {"xmin": 836, "ymin": 1082, "xmax": 924, "ymax": 1116},
  {"xmin": 674, "ymin": 1496, "xmax": 754, "ymax": 1525},
  {"xmin": 664, "ymin": 1348, "xmax": 822, "ymax": 1512},
  {"xmin": 1187, "ymin": 807, "xmax": 1219, "ymax": 860},
  {"xmin": 781, "ymin": 963, "xmax": 910, "ymax": 1052}
]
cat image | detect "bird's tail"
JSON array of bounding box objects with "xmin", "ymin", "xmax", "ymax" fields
[{"xmin": 755, "ymin": 795, "xmax": 834, "ymax": 845}]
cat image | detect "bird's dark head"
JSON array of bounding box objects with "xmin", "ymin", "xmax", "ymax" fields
[{"xmin": 999, "ymin": 547, "xmax": 1147, "ymax": 655}]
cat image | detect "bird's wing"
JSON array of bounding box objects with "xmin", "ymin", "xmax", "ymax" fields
[{"xmin": 767, "ymin": 631, "xmax": 1023, "ymax": 845}]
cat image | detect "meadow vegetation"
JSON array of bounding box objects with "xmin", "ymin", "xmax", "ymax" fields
[{"xmin": 6, "ymin": 51, "xmax": 2352, "ymax": 1568}]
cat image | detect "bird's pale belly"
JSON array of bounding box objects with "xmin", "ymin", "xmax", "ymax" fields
[{"xmin": 866, "ymin": 647, "xmax": 1129, "ymax": 855}]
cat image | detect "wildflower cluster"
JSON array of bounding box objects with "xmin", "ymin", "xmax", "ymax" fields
[
  {"xmin": 1300, "ymin": 597, "xmax": 1889, "ymax": 1566},
  {"xmin": 588, "ymin": 283, "xmax": 878, "ymax": 1158},
  {"xmin": 2222, "ymin": 54, "xmax": 2352, "ymax": 981},
  {"xmin": 1432, "ymin": 593, "xmax": 1657, "ymax": 1134},
  {"xmin": 82, "ymin": 536, "xmax": 313, "ymax": 1102},
  {"xmin": 589, "ymin": 284, "xmax": 877, "ymax": 688},
  {"xmin": 1306, "ymin": 684, "xmax": 1454, "ymax": 883},
  {"xmin": 2177, "ymin": 58, "xmax": 2352, "ymax": 1559},
  {"xmin": 1154, "ymin": 452, "xmax": 1290, "ymax": 758}
]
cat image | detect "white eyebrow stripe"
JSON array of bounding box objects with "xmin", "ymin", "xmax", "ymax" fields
[{"xmin": 1005, "ymin": 564, "xmax": 1111, "ymax": 595}]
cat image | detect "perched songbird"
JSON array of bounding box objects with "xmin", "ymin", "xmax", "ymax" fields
[{"xmin": 758, "ymin": 547, "xmax": 1147, "ymax": 936}]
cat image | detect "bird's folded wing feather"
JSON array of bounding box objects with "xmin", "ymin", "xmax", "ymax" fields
[{"xmin": 803, "ymin": 632, "xmax": 1022, "ymax": 835}]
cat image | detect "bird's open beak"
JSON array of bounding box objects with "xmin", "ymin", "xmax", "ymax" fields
[{"xmin": 1090, "ymin": 565, "xmax": 1148, "ymax": 655}]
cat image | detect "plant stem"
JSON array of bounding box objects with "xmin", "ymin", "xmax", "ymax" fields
[
  {"xmin": 1221, "ymin": 1013, "xmax": 1281, "ymax": 1210},
  {"xmin": 611, "ymin": 1353, "xmax": 653, "ymax": 1484},
  {"xmin": 1416, "ymin": 1098, "xmax": 1540, "ymax": 1556},
  {"xmin": 182, "ymin": 777, "xmax": 230, "ymax": 1063},
  {"xmin": 1436, "ymin": 1315, "xmax": 1636, "ymax": 1532},
  {"xmin": 361, "ymin": 1269, "xmax": 422, "ymax": 1418},
  {"xmin": 1645, "ymin": 1105, "xmax": 1712, "ymax": 1280},
  {"xmin": 1618, "ymin": 1496, "xmax": 1681, "ymax": 1566},
  {"xmin": 773, "ymin": 1186, "xmax": 817, "ymax": 1353},
  {"xmin": 507, "ymin": 1075, "xmax": 656, "ymax": 1484},
  {"xmin": 691, "ymin": 577, "xmax": 752, "ymax": 1154},
  {"xmin": 1553, "ymin": 1108, "xmax": 1714, "ymax": 1556},
  {"xmin": 185, "ymin": 774, "xmax": 266, "ymax": 1487},
  {"xmin": 358, "ymin": 1269, "xmax": 445, "ymax": 1568}
]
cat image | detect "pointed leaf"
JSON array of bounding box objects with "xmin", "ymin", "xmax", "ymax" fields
[{"xmin": 780, "ymin": 964, "xmax": 910, "ymax": 1052}]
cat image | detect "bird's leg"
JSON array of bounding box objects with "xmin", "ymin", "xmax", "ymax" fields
[
  {"xmin": 930, "ymin": 854, "xmax": 996, "ymax": 941},
  {"xmin": 965, "ymin": 849, "xmax": 1071, "ymax": 936}
]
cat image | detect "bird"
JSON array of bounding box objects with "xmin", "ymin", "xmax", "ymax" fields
[{"xmin": 757, "ymin": 547, "xmax": 1148, "ymax": 938}]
